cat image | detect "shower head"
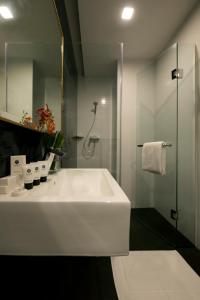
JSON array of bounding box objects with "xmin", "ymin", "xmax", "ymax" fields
[{"xmin": 91, "ymin": 101, "xmax": 98, "ymax": 114}]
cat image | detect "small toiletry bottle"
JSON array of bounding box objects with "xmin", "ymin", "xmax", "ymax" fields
[
  {"xmin": 10, "ymin": 155, "xmax": 26, "ymax": 175},
  {"xmin": 10, "ymin": 155, "xmax": 26, "ymax": 187},
  {"xmin": 39, "ymin": 161, "xmax": 49, "ymax": 182},
  {"xmin": 22, "ymin": 164, "xmax": 34, "ymax": 190},
  {"xmin": 31, "ymin": 162, "xmax": 41, "ymax": 186},
  {"xmin": 0, "ymin": 175, "xmax": 17, "ymax": 194}
]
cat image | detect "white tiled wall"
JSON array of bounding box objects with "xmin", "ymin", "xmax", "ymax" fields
[
  {"xmin": 44, "ymin": 77, "xmax": 61, "ymax": 131},
  {"xmin": 121, "ymin": 60, "xmax": 150, "ymax": 205},
  {"xmin": 77, "ymin": 76, "xmax": 117, "ymax": 174},
  {"xmin": 136, "ymin": 62, "xmax": 155, "ymax": 208},
  {"xmin": 7, "ymin": 58, "xmax": 33, "ymax": 120}
]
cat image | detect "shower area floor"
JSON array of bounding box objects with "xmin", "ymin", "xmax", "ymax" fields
[{"xmin": 130, "ymin": 208, "xmax": 193, "ymax": 250}]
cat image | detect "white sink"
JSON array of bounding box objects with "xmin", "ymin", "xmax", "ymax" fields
[{"xmin": 0, "ymin": 169, "xmax": 130, "ymax": 256}]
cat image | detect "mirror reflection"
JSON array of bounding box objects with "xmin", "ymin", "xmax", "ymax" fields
[{"xmin": 0, "ymin": 0, "xmax": 62, "ymax": 130}]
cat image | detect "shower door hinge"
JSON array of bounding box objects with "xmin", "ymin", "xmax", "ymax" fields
[
  {"xmin": 171, "ymin": 68, "xmax": 183, "ymax": 80},
  {"xmin": 170, "ymin": 209, "xmax": 178, "ymax": 221}
]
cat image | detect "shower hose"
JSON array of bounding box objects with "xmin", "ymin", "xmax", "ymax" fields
[{"xmin": 82, "ymin": 113, "xmax": 97, "ymax": 159}]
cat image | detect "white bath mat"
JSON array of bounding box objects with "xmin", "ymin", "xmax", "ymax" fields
[{"xmin": 111, "ymin": 251, "xmax": 200, "ymax": 300}]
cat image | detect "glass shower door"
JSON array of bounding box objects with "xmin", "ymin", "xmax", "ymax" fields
[
  {"xmin": 177, "ymin": 43, "xmax": 196, "ymax": 246},
  {"xmin": 153, "ymin": 44, "xmax": 178, "ymax": 230},
  {"xmin": 135, "ymin": 43, "xmax": 178, "ymax": 249}
]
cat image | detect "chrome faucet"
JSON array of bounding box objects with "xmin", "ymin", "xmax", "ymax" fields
[{"xmin": 47, "ymin": 147, "xmax": 65, "ymax": 157}]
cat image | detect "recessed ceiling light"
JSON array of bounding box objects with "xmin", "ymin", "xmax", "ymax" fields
[
  {"xmin": 0, "ymin": 6, "xmax": 13, "ymax": 19},
  {"xmin": 121, "ymin": 6, "xmax": 134, "ymax": 20}
]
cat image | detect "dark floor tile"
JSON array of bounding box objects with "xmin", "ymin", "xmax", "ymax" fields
[
  {"xmin": 132, "ymin": 208, "xmax": 194, "ymax": 249},
  {"xmin": 130, "ymin": 215, "xmax": 173, "ymax": 250},
  {"xmin": 0, "ymin": 256, "xmax": 118, "ymax": 300},
  {"xmin": 178, "ymin": 248, "xmax": 200, "ymax": 276}
]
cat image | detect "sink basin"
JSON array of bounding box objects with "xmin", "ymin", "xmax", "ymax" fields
[{"xmin": 0, "ymin": 169, "xmax": 130, "ymax": 256}]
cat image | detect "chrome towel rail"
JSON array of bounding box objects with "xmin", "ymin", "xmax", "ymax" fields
[{"xmin": 137, "ymin": 142, "xmax": 172, "ymax": 148}]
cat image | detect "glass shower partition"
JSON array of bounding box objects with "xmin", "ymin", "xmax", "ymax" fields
[
  {"xmin": 136, "ymin": 42, "xmax": 197, "ymax": 249},
  {"xmin": 136, "ymin": 43, "xmax": 178, "ymax": 236},
  {"xmin": 62, "ymin": 42, "xmax": 123, "ymax": 182},
  {"xmin": 177, "ymin": 43, "xmax": 196, "ymax": 246}
]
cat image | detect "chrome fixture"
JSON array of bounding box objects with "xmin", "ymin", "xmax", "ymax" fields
[
  {"xmin": 171, "ymin": 68, "xmax": 183, "ymax": 80},
  {"xmin": 47, "ymin": 147, "xmax": 65, "ymax": 157},
  {"xmin": 45, "ymin": 131, "xmax": 65, "ymax": 159},
  {"xmin": 91, "ymin": 101, "xmax": 98, "ymax": 114},
  {"xmin": 82, "ymin": 101, "xmax": 99, "ymax": 159},
  {"xmin": 137, "ymin": 143, "xmax": 172, "ymax": 148}
]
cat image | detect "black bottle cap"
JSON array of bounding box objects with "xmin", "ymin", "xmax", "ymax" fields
[
  {"xmin": 40, "ymin": 176, "xmax": 47, "ymax": 182},
  {"xmin": 24, "ymin": 182, "xmax": 33, "ymax": 190}
]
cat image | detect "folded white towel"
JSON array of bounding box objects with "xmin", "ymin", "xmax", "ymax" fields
[{"xmin": 142, "ymin": 141, "xmax": 166, "ymax": 175}]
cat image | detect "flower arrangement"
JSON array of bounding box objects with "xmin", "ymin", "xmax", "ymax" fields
[
  {"xmin": 36, "ymin": 104, "xmax": 56, "ymax": 134},
  {"xmin": 21, "ymin": 104, "xmax": 56, "ymax": 134},
  {"xmin": 21, "ymin": 104, "xmax": 64, "ymax": 171},
  {"xmin": 20, "ymin": 111, "xmax": 37, "ymax": 129},
  {"xmin": 21, "ymin": 105, "xmax": 64, "ymax": 149}
]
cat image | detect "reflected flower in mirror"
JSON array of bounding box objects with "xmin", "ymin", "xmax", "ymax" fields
[{"xmin": 20, "ymin": 110, "xmax": 37, "ymax": 129}]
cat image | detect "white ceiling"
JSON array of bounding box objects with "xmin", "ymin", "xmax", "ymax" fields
[{"xmin": 78, "ymin": 0, "xmax": 199, "ymax": 75}]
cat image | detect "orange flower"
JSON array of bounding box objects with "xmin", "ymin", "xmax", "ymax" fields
[
  {"xmin": 36, "ymin": 104, "xmax": 56, "ymax": 133},
  {"xmin": 47, "ymin": 120, "xmax": 56, "ymax": 134}
]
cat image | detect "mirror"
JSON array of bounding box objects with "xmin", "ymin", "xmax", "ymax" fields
[{"xmin": 0, "ymin": 0, "xmax": 63, "ymax": 131}]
